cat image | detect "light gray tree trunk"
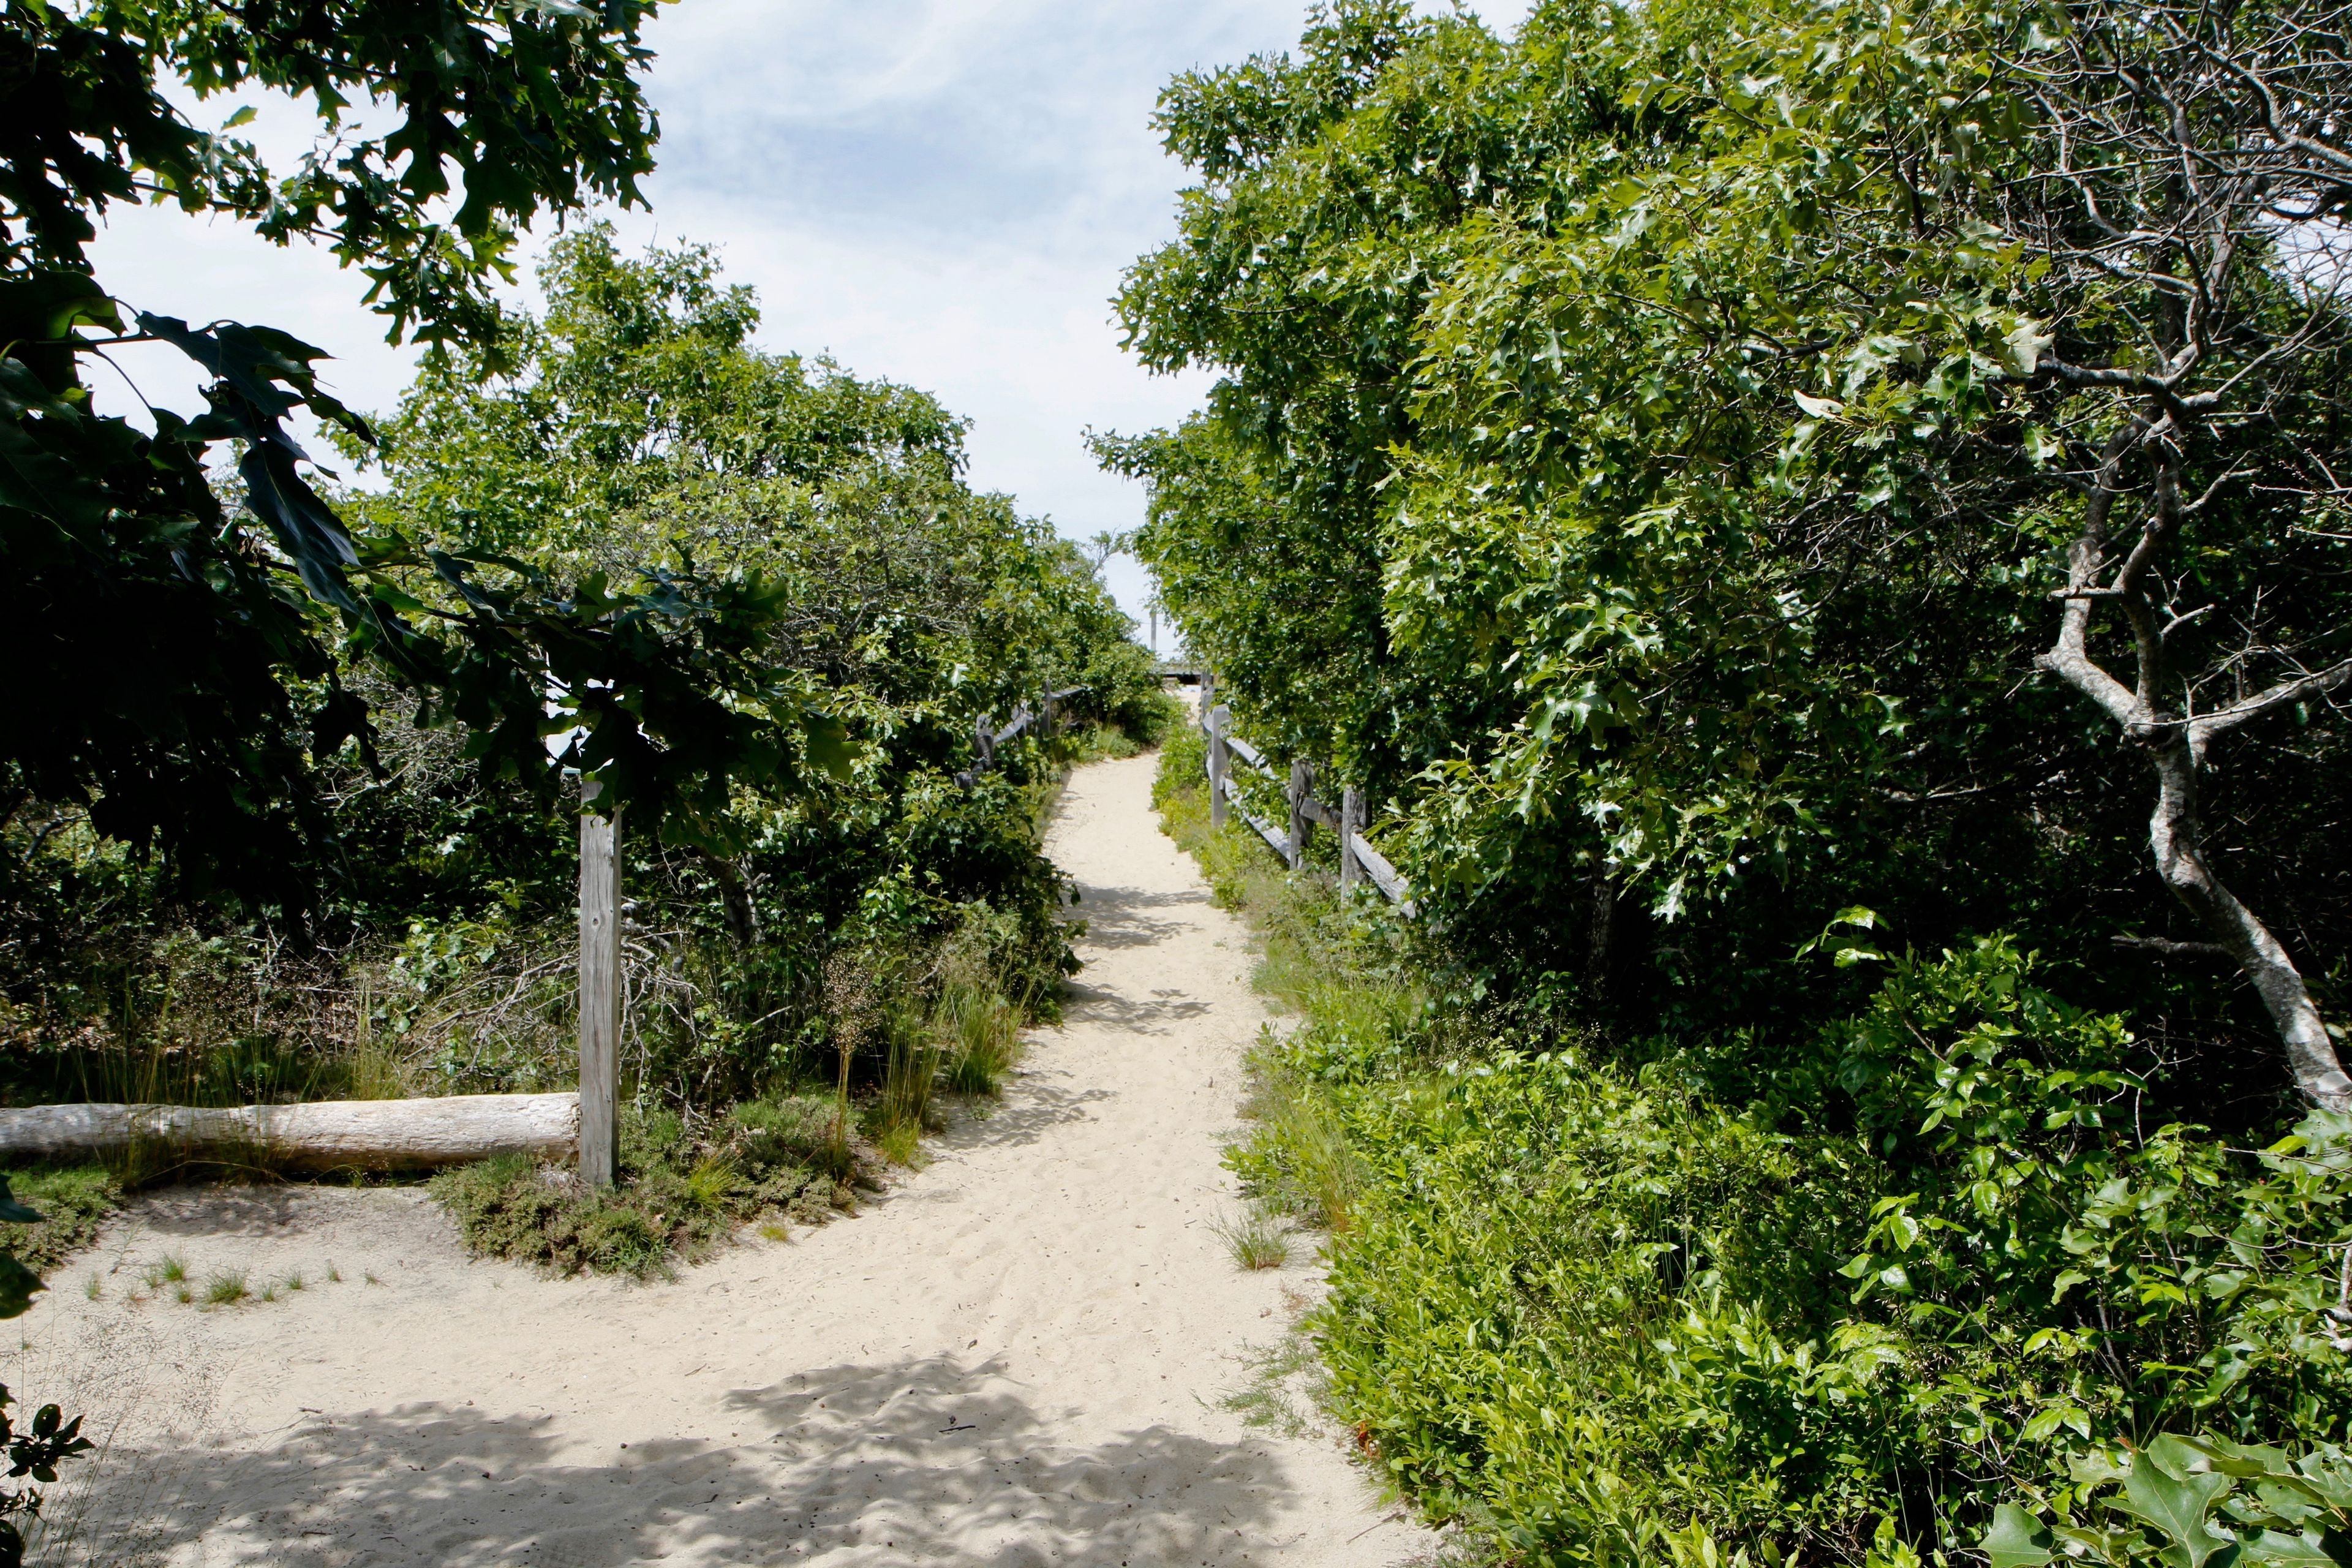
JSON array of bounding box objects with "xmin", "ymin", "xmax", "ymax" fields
[{"xmin": 2038, "ymin": 432, "xmax": 2352, "ymax": 1110}]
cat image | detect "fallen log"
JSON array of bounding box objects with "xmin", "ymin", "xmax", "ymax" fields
[{"xmin": 0, "ymin": 1093, "xmax": 579, "ymax": 1172}]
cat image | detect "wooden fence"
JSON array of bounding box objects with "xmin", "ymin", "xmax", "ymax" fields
[
  {"xmin": 959, "ymin": 685, "xmax": 1090, "ymax": 785},
  {"xmin": 1199, "ymin": 678, "xmax": 1414, "ymax": 917}
]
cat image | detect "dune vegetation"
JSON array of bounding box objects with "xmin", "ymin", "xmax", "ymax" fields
[{"xmin": 1122, "ymin": 2, "xmax": 2352, "ymax": 1564}]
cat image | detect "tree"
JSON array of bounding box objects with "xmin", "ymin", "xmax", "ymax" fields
[
  {"xmin": 1717, "ymin": 0, "xmax": 2352, "ymax": 1106},
  {"xmin": 1107, "ymin": 0, "xmax": 2352, "ymax": 1108},
  {"xmin": 1, "ymin": 0, "xmax": 839, "ymax": 902},
  {"xmin": 2005, "ymin": 1, "xmax": 2352, "ymax": 1107}
]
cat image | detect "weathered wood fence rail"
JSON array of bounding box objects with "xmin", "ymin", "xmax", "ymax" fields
[
  {"xmin": 1200, "ymin": 680, "xmax": 1415, "ymax": 916},
  {"xmin": 959, "ymin": 685, "xmax": 1089, "ymax": 785}
]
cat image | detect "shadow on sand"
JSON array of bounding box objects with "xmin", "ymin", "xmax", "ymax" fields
[{"xmin": 55, "ymin": 1354, "xmax": 1316, "ymax": 1566}]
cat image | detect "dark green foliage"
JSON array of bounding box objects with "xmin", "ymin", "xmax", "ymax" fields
[
  {"xmin": 1, "ymin": 0, "xmax": 827, "ymax": 898},
  {"xmin": 1986, "ymin": 1433, "xmax": 2352, "ymax": 1568},
  {"xmin": 1259, "ymin": 920, "xmax": 2352, "ymax": 1564},
  {"xmin": 1106, "ymin": 0, "xmax": 2352, "ymax": 1107},
  {"xmin": 3, "ymin": 232, "xmax": 1142, "ymax": 1142},
  {"xmin": 1123, "ymin": 4, "xmax": 2352, "ymax": 1546},
  {"xmin": 0, "ymin": 1379, "xmax": 92, "ymax": 1568},
  {"xmin": 0, "ymin": 1173, "xmax": 94, "ymax": 1562}
]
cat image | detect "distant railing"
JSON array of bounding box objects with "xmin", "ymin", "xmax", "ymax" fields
[
  {"xmin": 958, "ymin": 685, "xmax": 1089, "ymax": 786},
  {"xmin": 1199, "ymin": 679, "xmax": 1414, "ymax": 917}
]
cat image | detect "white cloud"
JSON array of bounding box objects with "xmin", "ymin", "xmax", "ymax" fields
[{"xmin": 83, "ymin": 0, "xmax": 1534, "ymax": 624}]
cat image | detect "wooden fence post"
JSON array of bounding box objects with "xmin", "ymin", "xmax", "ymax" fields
[
  {"xmin": 1207, "ymin": 703, "xmax": 1229, "ymax": 831},
  {"xmin": 1208, "ymin": 713, "xmax": 1230, "ymax": 831},
  {"xmin": 1287, "ymin": 760, "xmax": 1311, "ymax": 872},
  {"xmin": 577, "ymin": 780, "xmax": 620, "ymax": 1189},
  {"xmin": 1341, "ymin": 785, "xmax": 1364, "ymax": 894}
]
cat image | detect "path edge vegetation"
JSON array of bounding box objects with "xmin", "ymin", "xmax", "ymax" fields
[
  {"xmin": 0, "ymin": 716, "xmax": 1174, "ymax": 1289},
  {"xmin": 427, "ymin": 718, "xmax": 1171, "ymax": 1281},
  {"xmin": 1152, "ymin": 725, "xmax": 2352, "ymax": 1568}
]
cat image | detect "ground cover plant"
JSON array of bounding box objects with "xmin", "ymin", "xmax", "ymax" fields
[{"xmin": 1161, "ymin": 742, "xmax": 2352, "ymax": 1566}]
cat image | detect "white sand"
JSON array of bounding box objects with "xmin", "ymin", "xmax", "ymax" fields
[{"xmin": 8, "ymin": 752, "xmax": 1432, "ymax": 1567}]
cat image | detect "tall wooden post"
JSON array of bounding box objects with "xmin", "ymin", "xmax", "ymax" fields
[
  {"xmin": 1287, "ymin": 760, "xmax": 1311, "ymax": 872},
  {"xmin": 1207, "ymin": 700, "xmax": 1230, "ymax": 830},
  {"xmin": 577, "ymin": 781, "xmax": 620, "ymax": 1189},
  {"xmin": 1340, "ymin": 785, "xmax": 1364, "ymax": 895}
]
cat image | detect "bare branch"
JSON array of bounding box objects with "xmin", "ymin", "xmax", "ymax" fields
[{"xmin": 2188, "ymin": 655, "xmax": 2352, "ymax": 742}]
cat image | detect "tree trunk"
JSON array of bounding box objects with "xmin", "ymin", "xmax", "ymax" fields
[
  {"xmin": 0, "ymin": 1093, "xmax": 579, "ymax": 1170},
  {"xmin": 2037, "ymin": 423, "xmax": 2352, "ymax": 1114},
  {"xmin": 698, "ymin": 850, "xmax": 758, "ymax": 944},
  {"xmin": 1586, "ymin": 867, "xmax": 1616, "ymax": 1000},
  {"xmin": 2144, "ymin": 732, "xmax": 2352, "ymax": 1110}
]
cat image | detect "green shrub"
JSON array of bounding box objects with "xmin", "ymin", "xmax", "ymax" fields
[
  {"xmin": 1155, "ymin": 718, "xmax": 1207, "ymax": 809},
  {"xmin": 1118, "ymin": 687, "xmax": 1185, "ymax": 749},
  {"xmin": 1229, "ymin": 1033, "xmax": 1368, "ymax": 1232},
  {"xmin": 1174, "ymin": 745, "xmax": 2352, "ymax": 1568},
  {"xmin": 433, "ymin": 1098, "xmax": 855, "ymax": 1278},
  {"xmin": 1063, "ymin": 722, "xmax": 1144, "ymax": 762},
  {"xmin": 723, "ymin": 1094, "xmax": 851, "ymax": 1184},
  {"xmin": 1272, "ymin": 940, "xmax": 2352, "ymax": 1564},
  {"xmin": 1984, "ymin": 1432, "xmax": 2352, "ymax": 1568}
]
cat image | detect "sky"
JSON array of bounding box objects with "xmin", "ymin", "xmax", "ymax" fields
[{"xmin": 85, "ymin": 0, "xmax": 1532, "ymax": 647}]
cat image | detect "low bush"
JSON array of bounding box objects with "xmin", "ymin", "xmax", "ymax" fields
[
  {"xmin": 432, "ymin": 1096, "xmax": 857, "ymax": 1279},
  {"xmin": 1162, "ymin": 745, "xmax": 2352, "ymax": 1567}
]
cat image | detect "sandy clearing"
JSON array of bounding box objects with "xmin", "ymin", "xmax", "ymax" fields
[{"xmin": 7, "ymin": 750, "xmax": 1431, "ymax": 1567}]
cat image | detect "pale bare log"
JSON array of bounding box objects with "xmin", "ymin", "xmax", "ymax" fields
[{"xmin": 0, "ymin": 1093, "xmax": 580, "ymax": 1170}]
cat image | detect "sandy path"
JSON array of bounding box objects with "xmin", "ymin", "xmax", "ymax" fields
[{"xmin": 8, "ymin": 752, "xmax": 1428, "ymax": 1567}]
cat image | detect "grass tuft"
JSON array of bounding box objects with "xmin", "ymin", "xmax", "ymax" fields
[
  {"xmin": 936, "ymin": 968, "xmax": 1025, "ymax": 1098},
  {"xmin": 873, "ymin": 1123, "xmax": 922, "ymax": 1167},
  {"xmin": 203, "ymin": 1270, "xmax": 248, "ymax": 1306},
  {"xmin": 1214, "ymin": 1208, "xmax": 1292, "ymax": 1270}
]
